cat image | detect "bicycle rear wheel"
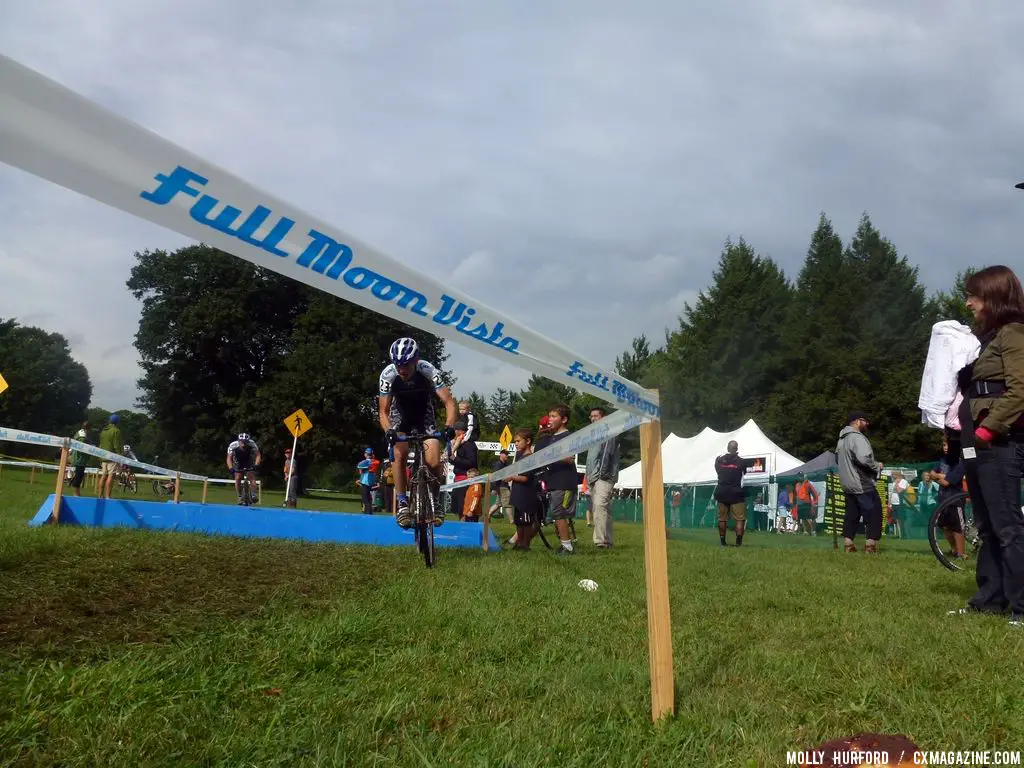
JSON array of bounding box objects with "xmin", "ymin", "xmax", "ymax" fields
[
  {"xmin": 928, "ymin": 491, "xmax": 977, "ymax": 571},
  {"xmin": 127, "ymin": 475, "xmax": 138, "ymax": 493}
]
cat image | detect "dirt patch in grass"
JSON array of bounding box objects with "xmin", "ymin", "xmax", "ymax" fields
[{"xmin": 0, "ymin": 531, "xmax": 409, "ymax": 660}]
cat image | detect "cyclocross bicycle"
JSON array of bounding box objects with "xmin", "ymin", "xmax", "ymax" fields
[
  {"xmin": 392, "ymin": 430, "xmax": 444, "ymax": 568},
  {"xmin": 117, "ymin": 466, "xmax": 138, "ymax": 494},
  {"xmin": 928, "ymin": 490, "xmax": 980, "ymax": 571}
]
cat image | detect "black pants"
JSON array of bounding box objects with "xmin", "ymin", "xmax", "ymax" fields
[
  {"xmin": 360, "ymin": 485, "xmax": 373, "ymax": 514},
  {"xmin": 842, "ymin": 490, "xmax": 883, "ymax": 541},
  {"xmin": 965, "ymin": 439, "xmax": 1024, "ymax": 615}
]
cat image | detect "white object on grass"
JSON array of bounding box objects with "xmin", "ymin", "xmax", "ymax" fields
[{"xmin": 578, "ymin": 579, "xmax": 599, "ymax": 592}]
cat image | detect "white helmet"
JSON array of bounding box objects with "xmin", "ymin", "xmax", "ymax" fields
[{"xmin": 389, "ymin": 337, "xmax": 418, "ymax": 365}]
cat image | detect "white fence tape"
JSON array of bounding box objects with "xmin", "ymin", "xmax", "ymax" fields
[
  {"xmin": 0, "ymin": 460, "xmax": 248, "ymax": 487},
  {"xmin": 0, "ymin": 426, "xmax": 208, "ymax": 482},
  {"xmin": 0, "ymin": 427, "xmax": 66, "ymax": 449},
  {"xmin": 441, "ymin": 409, "xmax": 645, "ymax": 491},
  {"xmin": 68, "ymin": 440, "xmax": 206, "ymax": 481},
  {"xmin": 0, "ymin": 54, "xmax": 660, "ymax": 421}
]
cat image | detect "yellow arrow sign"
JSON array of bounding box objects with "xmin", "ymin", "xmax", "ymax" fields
[
  {"xmin": 0, "ymin": 372, "xmax": 7, "ymax": 396},
  {"xmin": 499, "ymin": 424, "xmax": 513, "ymax": 451},
  {"xmin": 284, "ymin": 408, "xmax": 313, "ymax": 439}
]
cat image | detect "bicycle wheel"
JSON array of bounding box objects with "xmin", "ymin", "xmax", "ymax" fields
[
  {"xmin": 128, "ymin": 475, "xmax": 138, "ymax": 493},
  {"xmin": 928, "ymin": 491, "xmax": 977, "ymax": 571},
  {"xmin": 152, "ymin": 479, "xmax": 162, "ymax": 496},
  {"xmin": 413, "ymin": 467, "xmax": 435, "ymax": 568}
]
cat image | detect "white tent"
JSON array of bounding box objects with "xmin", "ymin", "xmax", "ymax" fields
[{"xmin": 616, "ymin": 419, "xmax": 803, "ymax": 489}]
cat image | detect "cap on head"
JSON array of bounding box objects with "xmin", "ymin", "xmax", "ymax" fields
[
  {"xmin": 847, "ymin": 411, "xmax": 870, "ymax": 425},
  {"xmin": 109, "ymin": 413, "xmax": 120, "ymax": 424},
  {"xmin": 364, "ymin": 446, "xmax": 374, "ymax": 454},
  {"xmin": 76, "ymin": 429, "xmax": 87, "ymax": 439}
]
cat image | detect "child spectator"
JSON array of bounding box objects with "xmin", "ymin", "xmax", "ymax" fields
[
  {"xmin": 508, "ymin": 428, "xmax": 540, "ymax": 550},
  {"xmin": 461, "ymin": 468, "xmax": 483, "ymax": 522},
  {"xmin": 283, "ymin": 448, "xmax": 297, "ymax": 508}
]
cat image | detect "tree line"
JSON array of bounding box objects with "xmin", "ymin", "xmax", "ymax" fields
[{"xmin": 0, "ymin": 214, "xmax": 976, "ymax": 484}]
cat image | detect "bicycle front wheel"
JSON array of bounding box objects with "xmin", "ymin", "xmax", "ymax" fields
[
  {"xmin": 928, "ymin": 491, "xmax": 974, "ymax": 571},
  {"xmin": 413, "ymin": 466, "xmax": 436, "ymax": 568}
]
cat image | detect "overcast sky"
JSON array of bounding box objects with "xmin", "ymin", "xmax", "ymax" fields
[{"xmin": 2, "ymin": 0, "xmax": 1023, "ymax": 411}]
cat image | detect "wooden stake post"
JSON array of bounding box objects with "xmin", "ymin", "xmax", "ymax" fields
[
  {"xmin": 201, "ymin": 479, "xmax": 209, "ymax": 505},
  {"xmin": 52, "ymin": 439, "xmax": 70, "ymax": 523},
  {"xmin": 640, "ymin": 411, "xmax": 675, "ymax": 721},
  {"xmin": 173, "ymin": 471, "xmax": 181, "ymax": 503},
  {"xmin": 481, "ymin": 477, "xmax": 492, "ymax": 551}
]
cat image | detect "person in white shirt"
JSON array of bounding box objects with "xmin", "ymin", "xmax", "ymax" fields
[{"xmin": 888, "ymin": 471, "xmax": 908, "ymax": 538}]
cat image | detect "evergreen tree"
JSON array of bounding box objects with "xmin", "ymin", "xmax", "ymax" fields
[{"xmin": 651, "ymin": 238, "xmax": 792, "ymax": 434}]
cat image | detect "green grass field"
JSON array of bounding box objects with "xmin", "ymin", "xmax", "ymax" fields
[{"xmin": 1, "ymin": 466, "xmax": 1023, "ymax": 767}]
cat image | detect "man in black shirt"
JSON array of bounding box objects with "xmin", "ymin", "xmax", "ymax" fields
[
  {"xmin": 714, "ymin": 440, "xmax": 757, "ymax": 547},
  {"xmin": 535, "ymin": 403, "xmax": 579, "ymax": 557}
]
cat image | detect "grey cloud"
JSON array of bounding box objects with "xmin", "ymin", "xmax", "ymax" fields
[{"xmin": 2, "ymin": 0, "xmax": 1023, "ymax": 407}]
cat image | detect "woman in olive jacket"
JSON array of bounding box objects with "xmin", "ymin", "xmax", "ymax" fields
[{"xmin": 955, "ymin": 265, "xmax": 1024, "ymax": 624}]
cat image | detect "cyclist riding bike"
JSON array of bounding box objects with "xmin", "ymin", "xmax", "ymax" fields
[
  {"xmin": 119, "ymin": 443, "xmax": 139, "ymax": 476},
  {"xmin": 378, "ymin": 337, "xmax": 457, "ymax": 529},
  {"xmin": 226, "ymin": 433, "xmax": 262, "ymax": 504}
]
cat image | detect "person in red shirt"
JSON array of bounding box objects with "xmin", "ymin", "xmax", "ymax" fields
[{"xmin": 795, "ymin": 475, "xmax": 820, "ymax": 536}]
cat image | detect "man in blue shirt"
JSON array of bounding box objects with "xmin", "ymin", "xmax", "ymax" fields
[{"xmin": 356, "ymin": 448, "xmax": 379, "ymax": 515}]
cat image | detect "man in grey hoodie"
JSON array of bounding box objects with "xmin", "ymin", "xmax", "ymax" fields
[{"xmin": 836, "ymin": 411, "xmax": 884, "ymax": 553}]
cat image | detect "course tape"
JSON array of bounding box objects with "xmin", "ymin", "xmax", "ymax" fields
[
  {"xmin": 68, "ymin": 440, "xmax": 206, "ymax": 481},
  {"xmin": 440, "ymin": 409, "xmax": 645, "ymax": 491},
  {"xmin": 0, "ymin": 426, "xmax": 207, "ymax": 481},
  {"xmin": 0, "ymin": 54, "xmax": 660, "ymax": 420},
  {"xmin": 0, "ymin": 427, "xmax": 65, "ymax": 448}
]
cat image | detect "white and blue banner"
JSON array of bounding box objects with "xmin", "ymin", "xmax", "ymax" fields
[{"xmin": 0, "ymin": 54, "xmax": 659, "ymax": 420}]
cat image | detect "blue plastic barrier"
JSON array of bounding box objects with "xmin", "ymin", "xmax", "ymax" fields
[{"xmin": 29, "ymin": 495, "xmax": 501, "ymax": 550}]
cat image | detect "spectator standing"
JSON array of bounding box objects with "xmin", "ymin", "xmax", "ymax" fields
[
  {"xmin": 381, "ymin": 460, "xmax": 395, "ymax": 517},
  {"xmin": 777, "ymin": 485, "xmax": 792, "ymax": 532},
  {"xmin": 535, "ymin": 404, "xmax": 579, "ymax": 556},
  {"xmin": 283, "ymin": 448, "xmax": 297, "ymax": 508},
  {"xmin": 508, "ymin": 428, "xmax": 541, "ymax": 550},
  {"xmin": 488, "ymin": 450, "xmax": 514, "ymax": 523},
  {"xmin": 461, "ymin": 468, "xmax": 483, "ymax": 522},
  {"xmin": 585, "ymin": 406, "xmax": 620, "ymax": 549},
  {"xmin": 932, "ymin": 436, "xmax": 967, "ymax": 560},
  {"xmin": 356, "ymin": 447, "xmax": 379, "ymax": 515},
  {"xmin": 888, "ymin": 471, "xmax": 908, "ymax": 538},
  {"xmin": 713, "ymin": 441, "xmax": 757, "ymax": 546},
  {"xmin": 795, "ymin": 475, "xmax": 820, "ymax": 536},
  {"xmin": 836, "ymin": 411, "xmax": 884, "ymax": 553},
  {"xmin": 449, "ymin": 420, "xmax": 478, "ymax": 522},
  {"xmin": 97, "ymin": 414, "xmax": 123, "ymax": 499},
  {"xmin": 952, "ymin": 265, "xmax": 1024, "ymax": 624},
  {"xmin": 69, "ymin": 423, "xmax": 90, "ymax": 497}
]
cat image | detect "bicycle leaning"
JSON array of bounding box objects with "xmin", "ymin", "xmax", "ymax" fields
[
  {"xmin": 928, "ymin": 490, "xmax": 981, "ymax": 571},
  {"xmin": 391, "ymin": 430, "xmax": 445, "ymax": 568}
]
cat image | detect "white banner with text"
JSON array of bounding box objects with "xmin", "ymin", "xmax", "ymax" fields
[{"xmin": 0, "ymin": 55, "xmax": 660, "ymax": 420}]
